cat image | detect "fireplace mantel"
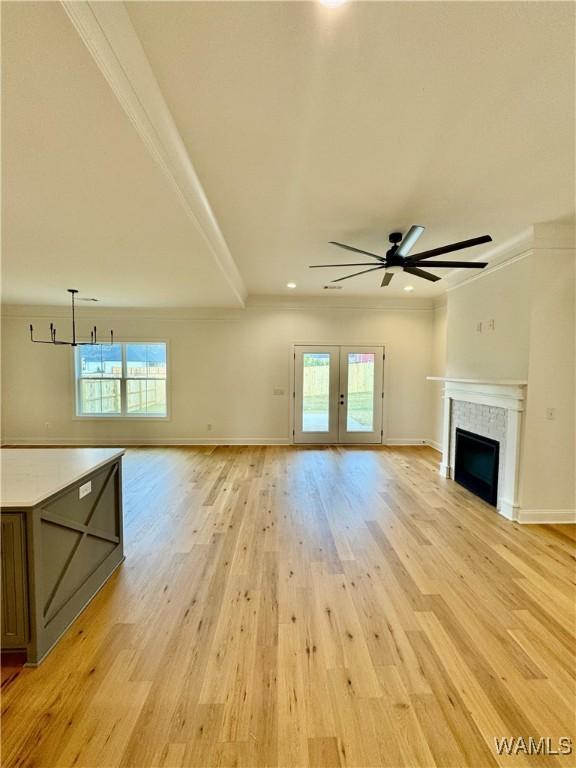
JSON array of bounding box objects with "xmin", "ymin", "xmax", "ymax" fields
[
  {"xmin": 427, "ymin": 377, "xmax": 527, "ymax": 521},
  {"xmin": 427, "ymin": 377, "xmax": 527, "ymax": 411},
  {"xmin": 427, "ymin": 377, "xmax": 527, "ymax": 386}
]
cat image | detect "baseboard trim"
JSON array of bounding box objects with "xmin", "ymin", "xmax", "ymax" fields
[
  {"xmin": 2, "ymin": 437, "xmax": 291, "ymax": 447},
  {"xmin": 4, "ymin": 436, "xmax": 442, "ymax": 449},
  {"xmin": 425, "ymin": 439, "xmax": 442, "ymax": 453},
  {"xmin": 517, "ymin": 509, "xmax": 576, "ymax": 525},
  {"xmin": 385, "ymin": 438, "xmax": 428, "ymax": 447},
  {"xmin": 498, "ymin": 498, "xmax": 518, "ymax": 521}
]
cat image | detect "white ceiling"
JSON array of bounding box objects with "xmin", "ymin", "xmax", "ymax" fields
[
  {"xmin": 1, "ymin": 1, "xmax": 242, "ymax": 307},
  {"xmin": 2, "ymin": 1, "xmax": 575, "ymax": 306}
]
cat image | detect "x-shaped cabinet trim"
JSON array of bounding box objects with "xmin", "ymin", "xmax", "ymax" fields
[{"xmin": 41, "ymin": 463, "xmax": 119, "ymax": 621}]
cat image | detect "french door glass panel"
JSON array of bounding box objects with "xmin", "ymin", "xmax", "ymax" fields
[
  {"xmin": 293, "ymin": 347, "xmax": 340, "ymax": 443},
  {"xmin": 294, "ymin": 345, "xmax": 383, "ymax": 444},
  {"xmin": 346, "ymin": 352, "xmax": 375, "ymax": 432},
  {"xmin": 302, "ymin": 353, "xmax": 331, "ymax": 432},
  {"xmin": 338, "ymin": 346, "xmax": 383, "ymax": 444}
]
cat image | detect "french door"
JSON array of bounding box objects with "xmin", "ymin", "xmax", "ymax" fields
[{"xmin": 293, "ymin": 345, "xmax": 384, "ymax": 444}]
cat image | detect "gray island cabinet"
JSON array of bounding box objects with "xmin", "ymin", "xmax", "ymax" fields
[{"xmin": 1, "ymin": 448, "xmax": 125, "ymax": 664}]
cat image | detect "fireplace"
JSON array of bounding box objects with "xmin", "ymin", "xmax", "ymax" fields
[
  {"xmin": 454, "ymin": 428, "xmax": 500, "ymax": 506},
  {"xmin": 428, "ymin": 377, "xmax": 526, "ymax": 520}
]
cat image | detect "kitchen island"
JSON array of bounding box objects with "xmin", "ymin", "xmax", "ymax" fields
[{"xmin": 1, "ymin": 448, "xmax": 125, "ymax": 664}]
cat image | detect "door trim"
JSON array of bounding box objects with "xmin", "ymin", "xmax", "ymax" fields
[{"xmin": 290, "ymin": 342, "xmax": 387, "ymax": 445}]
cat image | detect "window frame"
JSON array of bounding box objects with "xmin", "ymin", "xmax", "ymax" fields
[{"xmin": 73, "ymin": 340, "xmax": 170, "ymax": 420}]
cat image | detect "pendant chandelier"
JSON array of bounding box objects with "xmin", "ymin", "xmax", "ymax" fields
[{"xmin": 29, "ymin": 289, "xmax": 114, "ymax": 347}]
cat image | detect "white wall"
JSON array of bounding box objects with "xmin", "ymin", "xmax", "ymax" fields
[
  {"xmin": 446, "ymin": 256, "xmax": 532, "ymax": 379},
  {"xmin": 1, "ymin": 304, "xmax": 436, "ymax": 445},
  {"xmin": 520, "ymin": 248, "xmax": 575, "ymax": 516}
]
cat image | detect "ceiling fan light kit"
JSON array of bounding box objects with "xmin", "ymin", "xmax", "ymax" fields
[
  {"xmin": 29, "ymin": 289, "xmax": 114, "ymax": 347},
  {"xmin": 310, "ymin": 226, "xmax": 492, "ymax": 287}
]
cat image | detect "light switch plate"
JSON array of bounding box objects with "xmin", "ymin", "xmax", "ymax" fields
[{"xmin": 79, "ymin": 480, "xmax": 92, "ymax": 499}]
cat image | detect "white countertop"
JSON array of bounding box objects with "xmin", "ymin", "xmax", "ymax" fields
[{"xmin": 0, "ymin": 448, "xmax": 125, "ymax": 508}]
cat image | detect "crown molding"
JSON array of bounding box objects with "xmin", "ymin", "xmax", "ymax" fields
[
  {"xmin": 1, "ymin": 304, "xmax": 246, "ymax": 322},
  {"xmin": 1, "ymin": 298, "xmax": 435, "ymax": 321},
  {"xmin": 445, "ymin": 247, "xmax": 533, "ymax": 293},
  {"xmin": 444, "ymin": 228, "xmax": 534, "ymax": 293},
  {"xmin": 444, "ymin": 223, "xmax": 576, "ymax": 294},
  {"xmin": 246, "ymin": 294, "xmax": 435, "ymax": 310},
  {"xmin": 61, "ymin": 1, "xmax": 246, "ymax": 308}
]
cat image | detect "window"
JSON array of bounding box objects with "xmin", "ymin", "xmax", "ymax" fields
[{"xmin": 76, "ymin": 342, "xmax": 167, "ymax": 417}]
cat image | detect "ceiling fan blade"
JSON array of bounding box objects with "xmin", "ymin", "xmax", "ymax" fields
[
  {"xmin": 331, "ymin": 265, "xmax": 385, "ymax": 282},
  {"xmin": 309, "ymin": 263, "xmax": 380, "ymax": 268},
  {"xmin": 329, "ymin": 241, "xmax": 386, "ymax": 262},
  {"xmin": 410, "ymin": 235, "xmax": 492, "ymax": 261},
  {"xmin": 381, "ymin": 272, "xmax": 394, "ymax": 287},
  {"xmin": 403, "ymin": 266, "xmax": 441, "ymax": 282},
  {"xmin": 415, "ymin": 261, "xmax": 488, "ymax": 269},
  {"xmin": 396, "ymin": 225, "xmax": 425, "ymax": 258}
]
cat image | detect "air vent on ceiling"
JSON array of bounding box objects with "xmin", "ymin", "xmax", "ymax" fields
[{"xmin": 323, "ymin": 285, "xmax": 343, "ymax": 290}]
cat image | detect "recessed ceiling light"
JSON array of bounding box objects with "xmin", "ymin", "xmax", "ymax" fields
[
  {"xmin": 286, "ymin": 282, "xmax": 297, "ymax": 289},
  {"xmin": 320, "ymin": 0, "xmax": 347, "ymax": 7},
  {"xmin": 404, "ymin": 285, "xmax": 415, "ymax": 292}
]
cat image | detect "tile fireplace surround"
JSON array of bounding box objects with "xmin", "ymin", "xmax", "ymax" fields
[{"xmin": 428, "ymin": 377, "xmax": 527, "ymax": 522}]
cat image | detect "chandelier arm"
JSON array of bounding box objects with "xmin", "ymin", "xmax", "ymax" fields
[{"xmin": 30, "ymin": 325, "xmax": 54, "ymax": 344}]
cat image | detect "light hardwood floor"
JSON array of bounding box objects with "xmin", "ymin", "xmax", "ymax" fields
[{"xmin": 2, "ymin": 446, "xmax": 575, "ymax": 768}]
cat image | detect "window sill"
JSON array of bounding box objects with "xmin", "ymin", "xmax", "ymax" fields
[{"xmin": 72, "ymin": 415, "xmax": 171, "ymax": 421}]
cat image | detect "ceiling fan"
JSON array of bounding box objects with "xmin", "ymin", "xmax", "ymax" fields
[{"xmin": 310, "ymin": 226, "xmax": 492, "ymax": 286}]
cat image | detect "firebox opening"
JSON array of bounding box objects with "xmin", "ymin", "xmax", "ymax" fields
[{"xmin": 454, "ymin": 428, "xmax": 500, "ymax": 506}]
